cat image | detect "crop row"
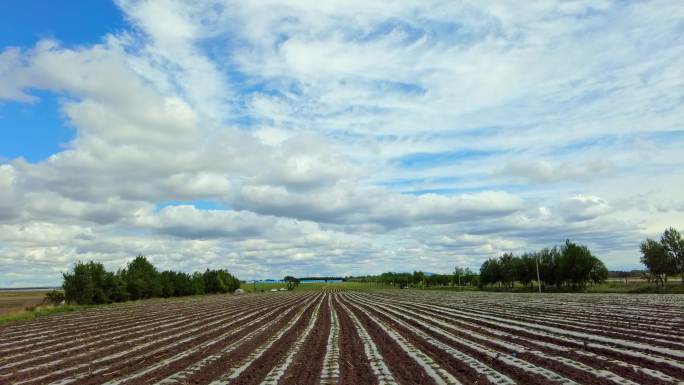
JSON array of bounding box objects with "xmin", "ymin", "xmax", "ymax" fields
[{"xmin": 0, "ymin": 290, "xmax": 681, "ymax": 384}]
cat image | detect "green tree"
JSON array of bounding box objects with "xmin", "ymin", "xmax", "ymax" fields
[
  {"xmin": 537, "ymin": 247, "xmax": 560, "ymax": 288},
  {"xmin": 661, "ymin": 227, "xmax": 684, "ymax": 283},
  {"xmin": 203, "ymin": 269, "xmax": 240, "ymax": 294},
  {"xmin": 61, "ymin": 256, "xmax": 240, "ymax": 304},
  {"xmin": 412, "ymin": 271, "xmax": 426, "ymax": 287},
  {"xmin": 558, "ymin": 240, "xmax": 596, "ymax": 289},
  {"xmin": 462, "ymin": 268, "xmax": 479, "ymax": 286},
  {"xmin": 453, "ymin": 267, "xmax": 477, "ymax": 287},
  {"xmin": 160, "ymin": 271, "xmax": 176, "ymax": 298},
  {"xmin": 103, "ymin": 271, "xmax": 129, "ymax": 302},
  {"xmin": 479, "ymin": 258, "xmax": 502, "ymax": 287},
  {"xmin": 589, "ymin": 259, "xmax": 608, "ymax": 285},
  {"xmin": 517, "ymin": 254, "xmax": 537, "ymax": 287},
  {"xmin": 203, "ymin": 269, "xmax": 227, "ymax": 293},
  {"xmin": 220, "ymin": 270, "xmax": 240, "ymax": 292},
  {"xmin": 170, "ymin": 271, "xmax": 195, "ymax": 296},
  {"xmin": 640, "ymin": 238, "xmax": 675, "ymax": 286},
  {"xmin": 191, "ymin": 272, "xmax": 206, "ymax": 294},
  {"xmin": 284, "ymin": 275, "xmax": 300, "ymax": 290},
  {"xmin": 62, "ymin": 261, "xmax": 110, "ymax": 305},
  {"xmin": 396, "ymin": 273, "xmax": 411, "ymax": 288},
  {"xmin": 498, "ymin": 253, "xmax": 517, "ymax": 288},
  {"xmin": 122, "ymin": 255, "xmax": 162, "ymax": 300}
]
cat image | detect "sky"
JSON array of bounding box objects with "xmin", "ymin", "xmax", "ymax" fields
[{"xmin": 1, "ymin": 0, "xmax": 683, "ymax": 287}]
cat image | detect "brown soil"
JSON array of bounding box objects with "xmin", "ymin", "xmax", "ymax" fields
[
  {"xmin": 333, "ymin": 296, "xmax": 378, "ymax": 385},
  {"xmin": 382, "ymin": 298, "xmax": 684, "ymax": 382},
  {"xmin": 81, "ymin": 296, "xmax": 311, "ymax": 385},
  {"xmin": 0, "ymin": 298, "xmax": 251, "ymax": 366},
  {"xmin": 279, "ymin": 294, "xmax": 331, "ymax": 385},
  {"xmin": 339, "ymin": 296, "xmax": 437, "ymax": 385},
  {"xmin": 3, "ymin": 295, "xmax": 307, "ymax": 385},
  {"xmin": 3, "ymin": 291, "xmax": 682, "ymax": 385},
  {"xmin": 177, "ymin": 294, "xmax": 319, "ymax": 384},
  {"xmin": 350, "ymin": 296, "xmax": 559, "ymax": 385},
  {"xmin": 344, "ymin": 296, "xmax": 495, "ymax": 385},
  {"xmin": 391, "ymin": 301, "xmax": 676, "ymax": 385},
  {"xmin": 456, "ymin": 303, "xmax": 684, "ymax": 351},
  {"xmin": 364, "ymin": 298, "xmax": 623, "ymax": 385},
  {"xmin": 228, "ymin": 295, "xmax": 321, "ymax": 385}
]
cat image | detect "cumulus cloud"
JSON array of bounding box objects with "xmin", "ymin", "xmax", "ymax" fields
[
  {"xmin": 135, "ymin": 205, "xmax": 275, "ymax": 239},
  {"xmin": 0, "ymin": 0, "xmax": 683, "ymax": 285},
  {"xmin": 0, "ymin": 165, "xmax": 22, "ymax": 221},
  {"xmin": 556, "ymin": 195, "xmax": 613, "ymax": 222}
]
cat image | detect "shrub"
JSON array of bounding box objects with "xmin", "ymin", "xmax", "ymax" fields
[{"xmin": 44, "ymin": 290, "xmax": 65, "ymax": 305}]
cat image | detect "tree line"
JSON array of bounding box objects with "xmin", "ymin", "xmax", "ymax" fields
[
  {"xmin": 351, "ymin": 269, "xmax": 479, "ymax": 288},
  {"xmin": 479, "ymin": 240, "xmax": 608, "ymax": 289},
  {"xmin": 62, "ymin": 255, "xmax": 240, "ymax": 305},
  {"xmin": 640, "ymin": 227, "xmax": 684, "ymax": 286}
]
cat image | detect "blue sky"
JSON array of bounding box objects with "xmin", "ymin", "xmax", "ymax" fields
[
  {"xmin": 1, "ymin": 0, "xmax": 683, "ymax": 286},
  {"xmin": 0, "ymin": 0, "xmax": 125, "ymax": 161},
  {"xmin": 0, "ymin": 1, "xmax": 124, "ymax": 47},
  {"xmin": 0, "ymin": 91, "xmax": 71, "ymax": 161}
]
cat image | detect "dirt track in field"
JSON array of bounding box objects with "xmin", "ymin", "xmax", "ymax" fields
[{"xmin": 1, "ymin": 289, "xmax": 682, "ymax": 385}]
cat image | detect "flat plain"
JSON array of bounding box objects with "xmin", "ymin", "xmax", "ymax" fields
[
  {"xmin": 0, "ymin": 289, "xmax": 683, "ymax": 385},
  {"xmin": 0, "ymin": 291, "xmax": 49, "ymax": 316}
]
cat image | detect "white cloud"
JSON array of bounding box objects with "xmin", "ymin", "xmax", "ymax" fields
[
  {"xmin": 0, "ymin": 165, "xmax": 22, "ymax": 221},
  {"xmin": 556, "ymin": 195, "xmax": 613, "ymax": 222},
  {"xmin": 0, "ymin": 48, "xmax": 35, "ymax": 102},
  {"xmin": 498, "ymin": 159, "xmax": 615, "ymax": 183},
  {"xmin": 1, "ymin": 0, "xmax": 683, "ymax": 285}
]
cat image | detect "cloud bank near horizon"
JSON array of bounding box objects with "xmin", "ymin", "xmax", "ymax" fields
[{"xmin": 1, "ymin": 0, "xmax": 683, "ymax": 286}]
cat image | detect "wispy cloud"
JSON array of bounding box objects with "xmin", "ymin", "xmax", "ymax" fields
[{"xmin": 0, "ymin": 0, "xmax": 683, "ymax": 285}]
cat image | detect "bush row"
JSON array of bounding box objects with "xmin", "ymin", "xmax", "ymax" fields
[{"xmin": 62, "ymin": 255, "xmax": 240, "ymax": 305}]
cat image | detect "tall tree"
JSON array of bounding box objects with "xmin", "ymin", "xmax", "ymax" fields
[
  {"xmin": 412, "ymin": 271, "xmax": 425, "ymax": 287},
  {"xmin": 479, "ymin": 258, "xmax": 502, "ymax": 287},
  {"xmin": 589, "ymin": 259, "xmax": 608, "ymax": 285},
  {"xmin": 640, "ymin": 239, "xmax": 673, "ymax": 286},
  {"xmin": 284, "ymin": 275, "xmax": 300, "ymax": 290},
  {"xmin": 62, "ymin": 261, "xmax": 110, "ymax": 305},
  {"xmin": 537, "ymin": 247, "xmax": 560, "ymax": 288},
  {"xmin": 122, "ymin": 255, "xmax": 162, "ymax": 300},
  {"xmin": 499, "ymin": 253, "xmax": 517, "ymax": 288},
  {"xmin": 558, "ymin": 240, "xmax": 596, "ymax": 288},
  {"xmin": 661, "ymin": 227, "xmax": 684, "ymax": 283},
  {"xmin": 453, "ymin": 267, "xmax": 466, "ymax": 286},
  {"xmin": 517, "ymin": 254, "xmax": 537, "ymax": 287}
]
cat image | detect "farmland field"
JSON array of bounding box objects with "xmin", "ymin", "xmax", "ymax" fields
[
  {"xmin": 0, "ymin": 290, "xmax": 683, "ymax": 385},
  {"xmin": 0, "ymin": 291, "xmax": 47, "ymax": 316}
]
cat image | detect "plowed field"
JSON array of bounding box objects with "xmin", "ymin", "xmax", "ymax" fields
[{"xmin": 1, "ymin": 290, "xmax": 682, "ymax": 384}]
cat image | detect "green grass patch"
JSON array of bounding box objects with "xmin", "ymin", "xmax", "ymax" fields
[
  {"xmin": 241, "ymin": 282, "xmax": 289, "ymax": 293},
  {"xmin": 477, "ymin": 280, "xmax": 684, "ymax": 294},
  {"xmin": 0, "ymin": 304, "xmax": 96, "ymax": 326},
  {"xmin": 586, "ymin": 281, "xmax": 684, "ymax": 294},
  {"xmin": 240, "ymin": 281, "xmax": 395, "ymax": 293},
  {"xmin": 297, "ymin": 282, "xmax": 395, "ymax": 291},
  {"xmin": 415, "ymin": 285, "xmax": 480, "ymax": 292}
]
